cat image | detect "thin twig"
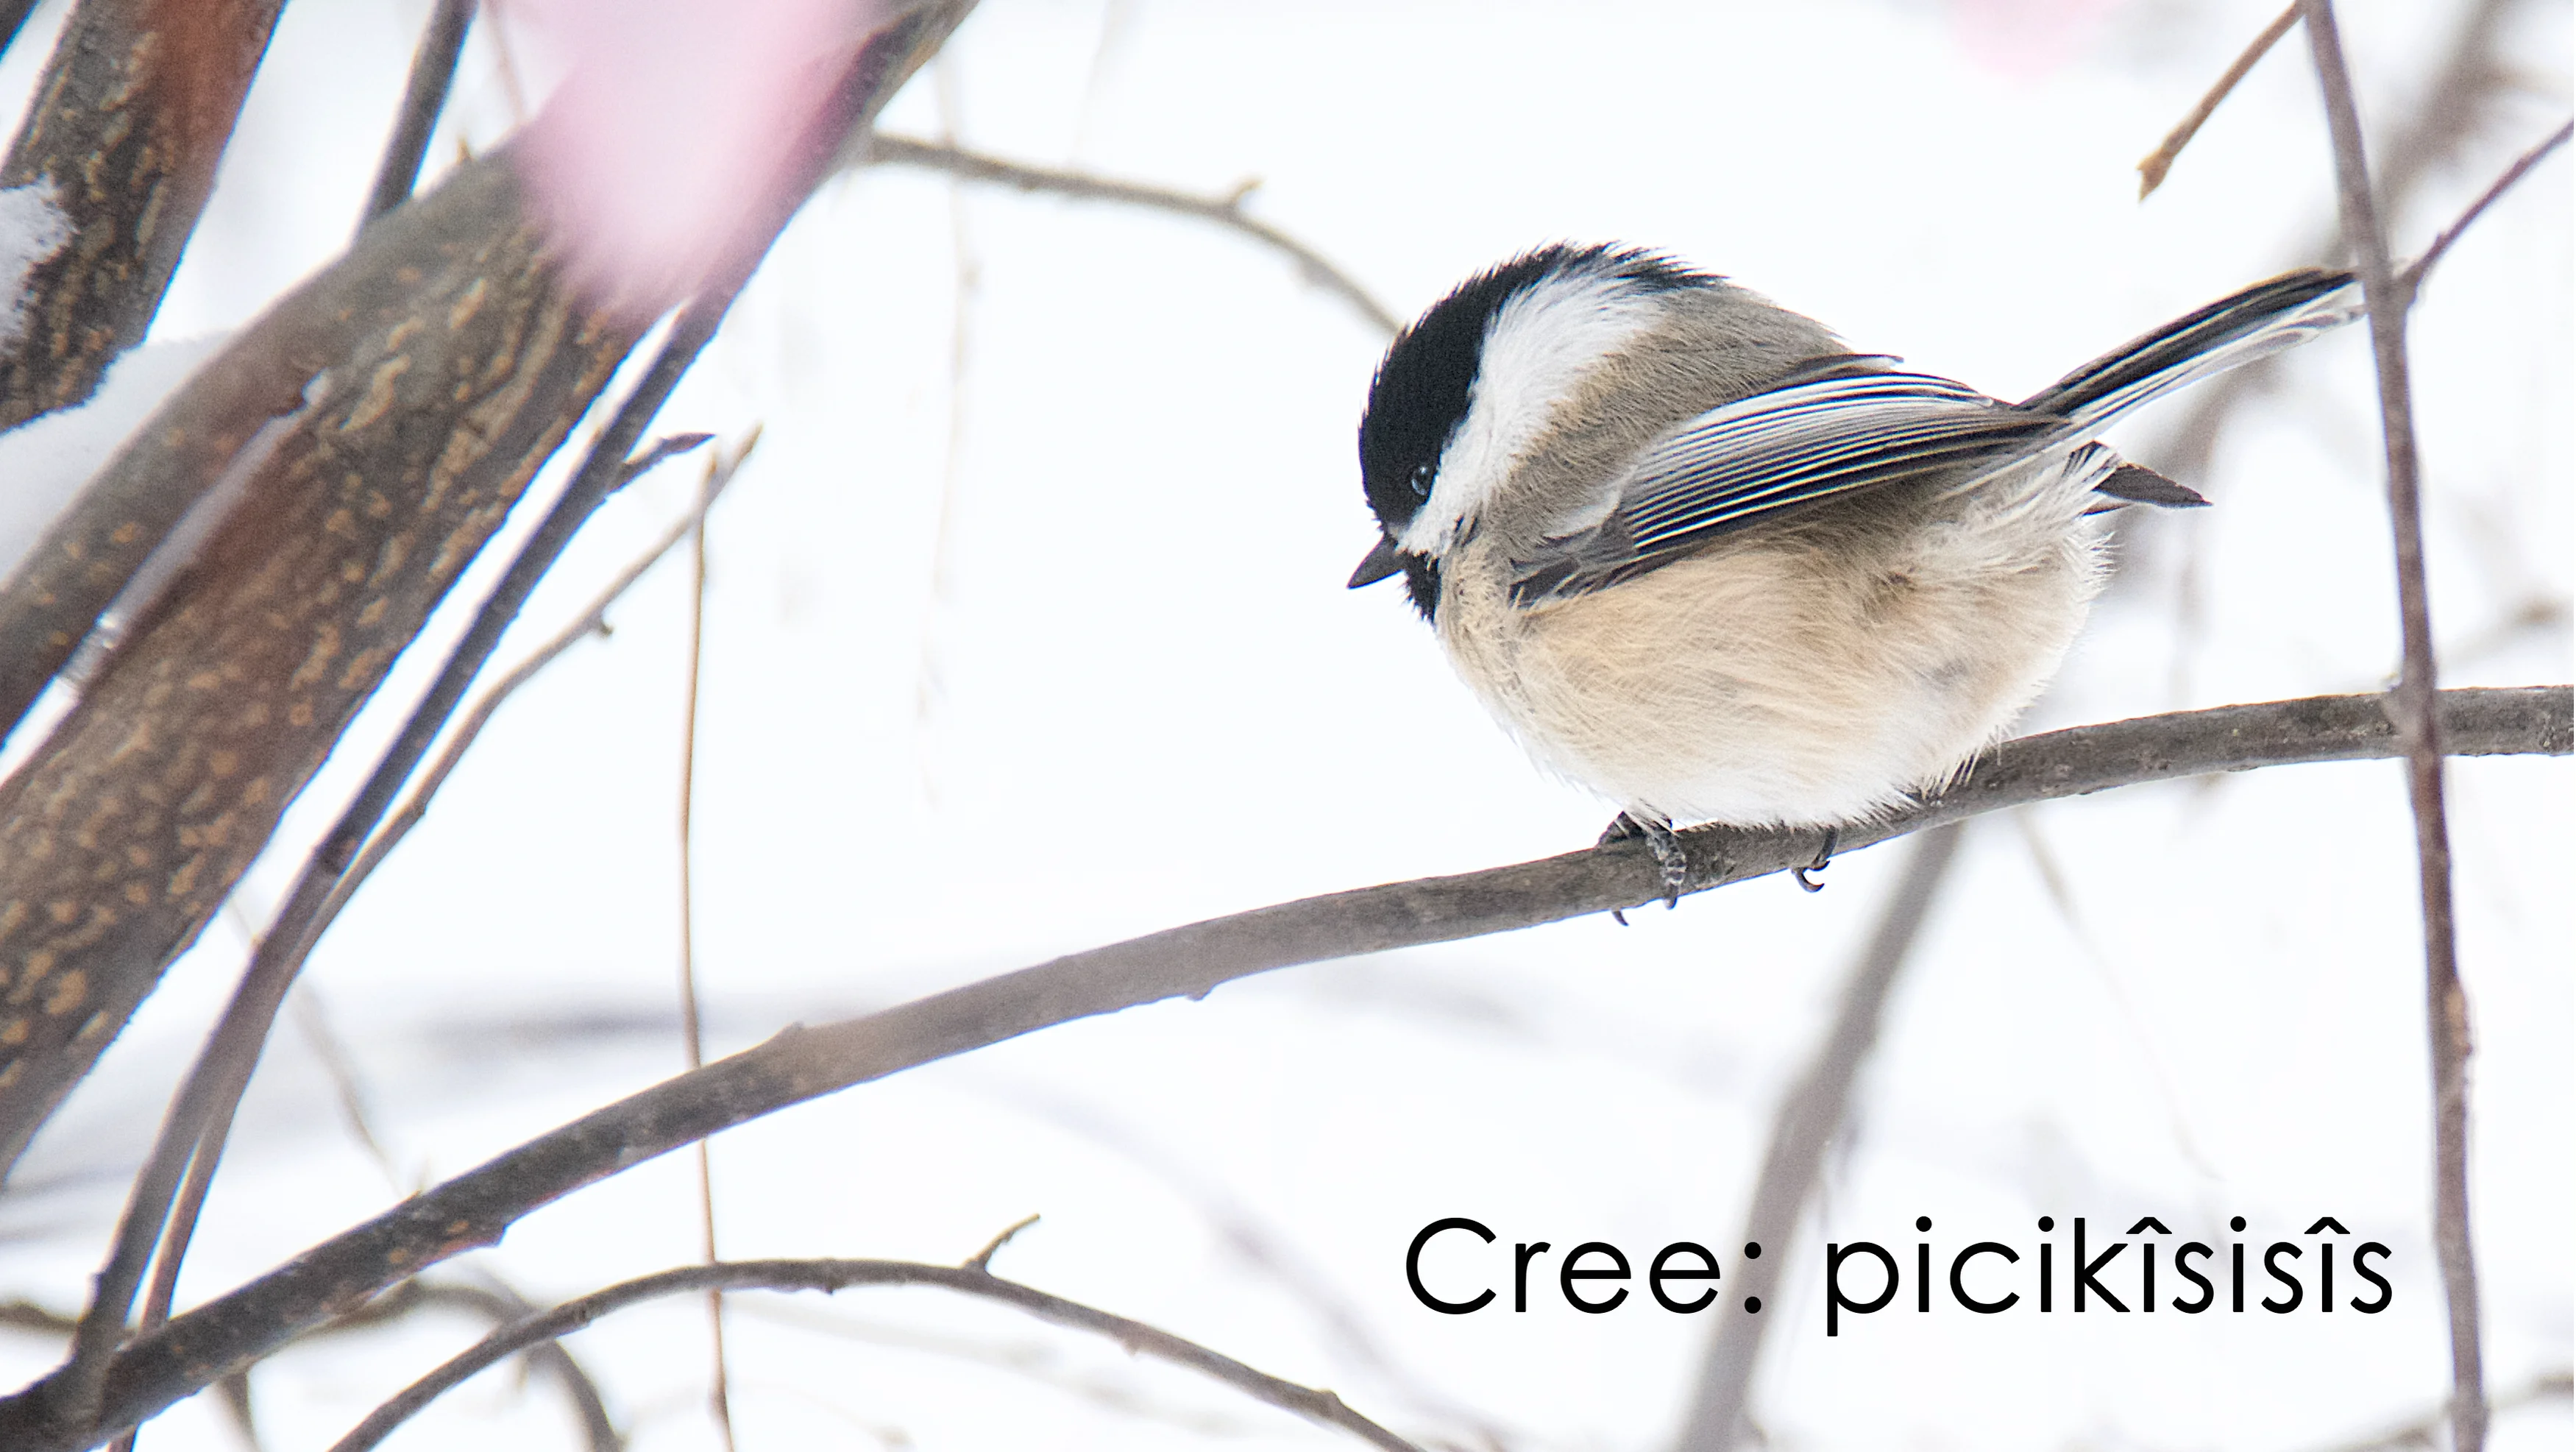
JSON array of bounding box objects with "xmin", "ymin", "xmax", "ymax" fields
[
  {"xmin": 288, "ymin": 988, "xmax": 402, "ymax": 1189},
  {"xmin": 266, "ymin": 1281, "xmax": 623, "ymax": 1452},
  {"xmin": 2299, "ymin": 6, "xmax": 2483, "ymax": 1449},
  {"xmin": 2396, "ymin": 118, "xmax": 2573, "ymax": 303},
  {"xmin": 210, "ymin": 1376, "xmax": 255, "ymax": 1452},
  {"xmin": 1672, "ymin": 826, "xmax": 1967, "ymax": 1451},
  {"xmin": 2138, "ymin": 2, "xmax": 2303, "ymax": 197},
  {"xmin": 325, "ymin": 1258, "xmax": 1424, "ymax": 1452},
  {"xmin": 963, "ymin": 1214, "xmax": 1042, "ymax": 1272},
  {"xmin": 0, "ymin": 1302, "xmax": 78, "ymax": 1336},
  {"xmin": 856, "ymin": 133, "xmax": 1402, "ymax": 337},
  {"xmin": 358, "ymin": 0, "xmax": 475, "ymax": 230},
  {"xmin": 676, "ymin": 450, "xmax": 734, "ymax": 1450},
  {"xmin": 406, "ymin": 1281, "xmax": 620, "ymax": 1452},
  {"xmin": 2010, "ymin": 815, "xmax": 2221, "ymax": 1180},
  {"xmin": 21, "ymin": 686, "xmax": 2563, "ymax": 1451},
  {"xmin": 294, "ymin": 1279, "xmax": 620, "ymax": 1451},
  {"xmin": 336, "ymin": 439, "xmax": 757, "ymax": 914}
]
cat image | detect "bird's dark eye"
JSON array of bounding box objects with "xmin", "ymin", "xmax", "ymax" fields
[{"xmin": 1408, "ymin": 462, "xmax": 1435, "ymax": 498}]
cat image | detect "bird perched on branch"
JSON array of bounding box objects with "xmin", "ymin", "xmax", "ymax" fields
[{"xmin": 1347, "ymin": 244, "xmax": 2360, "ymax": 899}]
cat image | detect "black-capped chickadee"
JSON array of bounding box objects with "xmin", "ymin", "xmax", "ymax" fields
[{"xmin": 1348, "ymin": 244, "xmax": 2360, "ymax": 896}]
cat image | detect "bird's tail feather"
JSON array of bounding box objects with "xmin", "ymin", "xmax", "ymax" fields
[{"xmin": 2018, "ymin": 269, "xmax": 2364, "ymax": 427}]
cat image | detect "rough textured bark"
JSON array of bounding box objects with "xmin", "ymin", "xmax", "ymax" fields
[
  {"xmin": 0, "ymin": 150, "xmax": 641, "ymax": 1172},
  {"xmin": 0, "ymin": 0, "xmax": 288, "ymax": 431},
  {"xmin": 0, "ymin": 155, "xmax": 533, "ymax": 748}
]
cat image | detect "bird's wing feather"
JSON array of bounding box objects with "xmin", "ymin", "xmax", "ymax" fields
[
  {"xmin": 1507, "ymin": 272, "xmax": 2362, "ymax": 607},
  {"xmin": 1511, "ymin": 367, "xmax": 2059, "ymax": 605}
]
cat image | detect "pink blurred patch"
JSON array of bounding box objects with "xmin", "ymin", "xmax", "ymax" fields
[
  {"xmin": 512, "ymin": 0, "xmax": 881, "ymax": 317},
  {"xmin": 1948, "ymin": 0, "xmax": 2131, "ymax": 78}
]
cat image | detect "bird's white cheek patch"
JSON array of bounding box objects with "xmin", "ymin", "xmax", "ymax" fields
[{"xmin": 1397, "ymin": 270, "xmax": 1668, "ymax": 556}]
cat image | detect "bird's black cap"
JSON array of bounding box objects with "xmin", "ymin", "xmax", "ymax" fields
[{"xmin": 1352, "ymin": 244, "xmax": 1709, "ymax": 620}]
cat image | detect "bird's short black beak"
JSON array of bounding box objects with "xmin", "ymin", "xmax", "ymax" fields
[{"xmin": 1348, "ymin": 536, "xmax": 1405, "ymax": 589}]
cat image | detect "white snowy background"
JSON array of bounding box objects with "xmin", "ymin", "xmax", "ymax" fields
[{"xmin": 0, "ymin": 0, "xmax": 2567, "ymax": 1448}]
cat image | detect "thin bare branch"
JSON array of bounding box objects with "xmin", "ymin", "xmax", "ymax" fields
[
  {"xmin": 313, "ymin": 1281, "xmax": 619, "ymax": 1451},
  {"xmin": 10, "ymin": 686, "xmax": 2561, "ymax": 1451},
  {"xmin": 2138, "ymin": 2, "xmax": 2302, "ymax": 197},
  {"xmin": 326, "ymin": 1258, "xmax": 1425, "ymax": 1452},
  {"xmin": 856, "ymin": 133, "xmax": 1402, "ymax": 336},
  {"xmin": 2300, "ymin": 5, "xmax": 2483, "ymax": 1448},
  {"xmin": 358, "ymin": 0, "xmax": 474, "ymax": 229},
  {"xmin": 0, "ymin": 1301, "xmax": 78, "ymax": 1336},
  {"xmin": 398, "ymin": 1282, "xmax": 620, "ymax": 1452},
  {"xmin": 1672, "ymin": 826, "xmax": 1966, "ymax": 1451},
  {"xmin": 676, "ymin": 449, "xmax": 734, "ymax": 1449},
  {"xmin": 2397, "ymin": 118, "xmax": 2573, "ymax": 302},
  {"xmin": 288, "ymin": 988, "xmax": 402, "ymax": 1189}
]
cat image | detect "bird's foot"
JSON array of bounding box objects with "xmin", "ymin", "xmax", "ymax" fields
[
  {"xmin": 1601, "ymin": 812, "xmax": 1687, "ymax": 922},
  {"xmin": 1791, "ymin": 826, "xmax": 1839, "ymax": 893}
]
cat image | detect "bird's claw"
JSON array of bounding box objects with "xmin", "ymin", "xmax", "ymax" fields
[
  {"xmin": 1792, "ymin": 826, "xmax": 1839, "ymax": 893},
  {"xmin": 1602, "ymin": 812, "xmax": 1687, "ymax": 920}
]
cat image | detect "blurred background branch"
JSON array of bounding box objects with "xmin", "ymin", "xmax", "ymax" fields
[
  {"xmin": 329, "ymin": 1253, "xmax": 1426, "ymax": 1452},
  {"xmin": 855, "ymin": 133, "xmax": 1400, "ymax": 336}
]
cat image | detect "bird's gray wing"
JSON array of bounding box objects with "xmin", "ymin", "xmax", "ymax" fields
[{"xmin": 1510, "ymin": 361, "xmax": 2061, "ymax": 605}]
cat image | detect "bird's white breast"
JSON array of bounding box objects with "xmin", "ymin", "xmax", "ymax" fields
[{"xmin": 1436, "ymin": 453, "xmax": 2110, "ymax": 827}]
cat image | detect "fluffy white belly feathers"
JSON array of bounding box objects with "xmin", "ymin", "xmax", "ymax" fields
[{"xmin": 1438, "ymin": 447, "xmax": 2110, "ymax": 828}]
